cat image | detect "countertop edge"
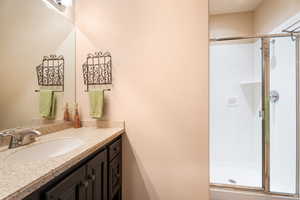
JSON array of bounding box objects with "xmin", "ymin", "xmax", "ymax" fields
[{"xmin": 2, "ymin": 128, "xmax": 125, "ymax": 200}]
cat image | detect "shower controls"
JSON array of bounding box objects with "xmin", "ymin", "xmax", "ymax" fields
[{"xmin": 270, "ymin": 90, "xmax": 280, "ymax": 103}]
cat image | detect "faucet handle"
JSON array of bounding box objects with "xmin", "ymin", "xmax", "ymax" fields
[
  {"xmin": 0, "ymin": 128, "xmax": 41, "ymax": 149},
  {"xmin": 0, "ymin": 127, "xmax": 22, "ymax": 135}
]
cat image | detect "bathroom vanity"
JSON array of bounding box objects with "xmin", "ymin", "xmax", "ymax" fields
[
  {"xmin": 0, "ymin": 127, "xmax": 124, "ymax": 200},
  {"xmin": 0, "ymin": 0, "xmax": 123, "ymax": 199},
  {"xmin": 25, "ymin": 136, "xmax": 121, "ymax": 200}
]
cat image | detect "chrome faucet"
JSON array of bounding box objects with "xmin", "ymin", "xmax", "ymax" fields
[
  {"xmin": 0, "ymin": 128, "xmax": 41, "ymax": 149},
  {"xmin": 0, "ymin": 128, "xmax": 22, "ymax": 149},
  {"xmin": 19, "ymin": 129, "xmax": 41, "ymax": 146}
]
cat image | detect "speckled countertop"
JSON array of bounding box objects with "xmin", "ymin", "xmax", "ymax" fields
[{"xmin": 0, "ymin": 127, "xmax": 124, "ymax": 200}]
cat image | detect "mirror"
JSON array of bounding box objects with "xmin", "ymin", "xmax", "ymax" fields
[
  {"xmin": 209, "ymin": 0, "xmax": 300, "ymax": 196},
  {"xmin": 0, "ymin": 0, "xmax": 75, "ymax": 130}
]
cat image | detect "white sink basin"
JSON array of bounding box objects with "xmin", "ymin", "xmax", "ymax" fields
[{"xmin": 5, "ymin": 137, "xmax": 85, "ymax": 163}]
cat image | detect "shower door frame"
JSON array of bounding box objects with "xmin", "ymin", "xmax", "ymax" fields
[
  {"xmin": 210, "ymin": 33, "xmax": 300, "ymax": 198},
  {"xmin": 262, "ymin": 38, "xmax": 271, "ymax": 194}
]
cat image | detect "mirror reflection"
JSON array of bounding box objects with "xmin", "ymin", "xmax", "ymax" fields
[{"xmin": 0, "ymin": 0, "xmax": 75, "ymax": 130}]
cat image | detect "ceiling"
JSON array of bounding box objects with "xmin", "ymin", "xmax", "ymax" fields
[{"xmin": 210, "ymin": 0, "xmax": 264, "ymax": 15}]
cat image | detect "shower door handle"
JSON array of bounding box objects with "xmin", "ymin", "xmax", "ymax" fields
[
  {"xmin": 270, "ymin": 90, "xmax": 280, "ymax": 103},
  {"xmin": 259, "ymin": 110, "xmax": 264, "ymax": 119}
]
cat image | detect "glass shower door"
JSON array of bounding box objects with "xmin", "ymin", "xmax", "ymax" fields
[
  {"xmin": 209, "ymin": 39, "xmax": 263, "ymax": 188},
  {"xmin": 268, "ymin": 37, "xmax": 297, "ymax": 194}
]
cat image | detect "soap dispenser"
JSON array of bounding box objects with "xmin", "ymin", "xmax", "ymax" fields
[
  {"xmin": 64, "ymin": 103, "xmax": 70, "ymax": 121},
  {"xmin": 74, "ymin": 103, "xmax": 81, "ymax": 128}
]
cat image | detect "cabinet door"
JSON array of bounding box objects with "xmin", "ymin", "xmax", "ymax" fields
[
  {"xmin": 109, "ymin": 154, "xmax": 121, "ymax": 200},
  {"xmin": 23, "ymin": 193, "xmax": 39, "ymax": 200},
  {"xmin": 45, "ymin": 166, "xmax": 86, "ymax": 200},
  {"xmin": 87, "ymin": 149, "xmax": 108, "ymax": 200}
]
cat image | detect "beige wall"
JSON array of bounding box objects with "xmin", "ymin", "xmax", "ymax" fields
[
  {"xmin": 210, "ymin": 12, "xmax": 254, "ymax": 38},
  {"xmin": 75, "ymin": 0, "xmax": 209, "ymax": 199},
  {"xmin": 254, "ymin": 0, "xmax": 300, "ymax": 34},
  {"xmin": 0, "ymin": 0, "xmax": 76, "ymax": 130},
  {"xmin": 210, "ymin": 0, "xmax": 300, "ymax": 38}
]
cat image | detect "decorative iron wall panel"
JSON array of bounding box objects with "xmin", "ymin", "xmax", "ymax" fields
[
  {"xmin": 82, "ymin": 52, "xmax": 112, "ymax": 91},
  {"xmin": 36, "ymin": 55, "xmax": 64, "ymax": 88}
]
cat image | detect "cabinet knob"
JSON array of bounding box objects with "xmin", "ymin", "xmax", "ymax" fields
[
  {"xmin": 88, "ymin": 174, "xmax": 96, "ymax": 181},
  {"xmin": 81, "ymin": 181, "xmax": 89, "ymax": 188}
]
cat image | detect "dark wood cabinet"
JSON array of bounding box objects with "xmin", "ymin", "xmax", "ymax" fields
[
  {"xmin": 86, "ymin": 149, "xmax": 108, "ymax": 200},
  {"xmin": 108, "ymin": 137, "xmax": 122, "ymax": 200},
  {"xmin": 45, "ymin": 166, "xmax": 86, "ymax": 200},
  {"xmin": 23, "ymin": 193, "xmax": 39, "ymax": 200},
  {"xmin": 23, "ymin": 136, "xmax": 122, "ymax": 200},
  {"xmin": 109, "ymin": 154, "xmax": 121, "ymax": 200},
  {"xmin": 109, "ymin": 139, "xmax": 121, "ymax": 161}
]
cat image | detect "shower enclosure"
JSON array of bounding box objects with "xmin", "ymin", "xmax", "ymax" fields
[{"xmin": 209, "ymin": 34, "xmax": 299, "ymax": 196}]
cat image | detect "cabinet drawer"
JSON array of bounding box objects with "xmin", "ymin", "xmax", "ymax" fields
[{"xmin": 109, "ymin": 138, "xmax": 121, "ymax": 161}]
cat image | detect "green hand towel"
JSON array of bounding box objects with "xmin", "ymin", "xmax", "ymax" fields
[
  {"xmin": 48, "ymin": 95, "xmax": 57, "ymax": 120},
  {"xmin": 89, "ymin": 90, "xmax": 104, "ymax": 119},
  {"xmin": 39, "ymin": 90, "xmax": 56, "ymax": 119}
]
